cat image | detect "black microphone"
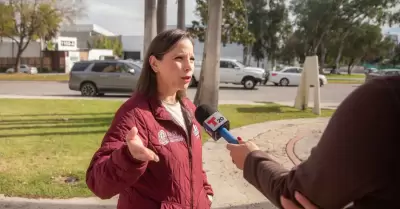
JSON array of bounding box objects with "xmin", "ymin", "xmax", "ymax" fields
[{"xmin": 194, "ymin": 104, "xmax": 239, "ymax": 144}]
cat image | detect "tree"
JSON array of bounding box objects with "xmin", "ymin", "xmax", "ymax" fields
[
  {"xmin": 193, "ymin": 0, "xmax": 223, "ymax": 109},
  {"xmin": 91, "ymin": 36, "xmax": 123, "ymax": 57},
  {"xmin": 341, "ymin": 24, "xmax": 393, "ymax": 74},
  {"xmin": 247, "ymin": 0, "xmax": 291, "ymax": 68},
  {"xmin": 290, "ymin": 0, "xmax": 341, "ymax": 56},
  {"xmin": 278, "ymin": 30, "xmax": 307, "ymax": 64},
  {"xmin": 191, "ymin": 0, "xmax": 255, "ymax": 105},
  {"xmin": 0, "ymin": 0, "xmax": 84, "ymax": 72},
  {"xmin": 188, "ymin": 0, "xmax": 254, "ymax": 46},
  {"xmin": 157, "ymin": 0, "xmax": 167, "ymax": 34},
  {"xmin": 177, "ymin": 0, "xmax": 185, "ymax": 30},
  {"xmin": 329, "ymin": 0, "xmax": 398, "ymax": 73},
  {"xmin": 290, "ymin": 0, "xmax": 400, "ymax": 74},
  {"xmin": 143, "ymin": 0, "xmax": 157, "ymax": 58}
]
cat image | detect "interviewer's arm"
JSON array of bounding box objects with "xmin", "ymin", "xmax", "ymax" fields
[
  {"xmin": 86, "ymin": 108, "xmax": 149, "ymax": 199},
  {"xmin": 243, "ymin": 77, "xmax": 399, "ymax": 209}
]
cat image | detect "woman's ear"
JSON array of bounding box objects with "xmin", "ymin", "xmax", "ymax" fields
[{"xmin": 149, "ymin": 55, "xmax": 159, "ymax": 73}]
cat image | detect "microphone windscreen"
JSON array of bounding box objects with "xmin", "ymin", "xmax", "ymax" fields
[{"xmin": 194, "ymin": 104, "xmax": 217, "ymax": 124}]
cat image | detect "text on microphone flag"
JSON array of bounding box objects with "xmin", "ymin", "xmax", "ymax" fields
[{"xmin": 204, "ymin": 112, "xmax": 228, "ymax": 131}]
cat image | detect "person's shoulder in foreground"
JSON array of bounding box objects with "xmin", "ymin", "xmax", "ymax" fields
[{"xmin": 243, "ymin": 76, "xmax": 400, "ymax": 209}]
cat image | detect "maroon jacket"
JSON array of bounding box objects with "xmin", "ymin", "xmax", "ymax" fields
[{"xmin": 86, "ymin": 93, "xmax": 213, "ymax": 209}]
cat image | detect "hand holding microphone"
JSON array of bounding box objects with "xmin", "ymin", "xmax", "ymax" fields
[
  {"xmin": 194, "ymin": 104, "xmax": 260, "ymax": 169},
  {"xmin": 226, "ymin": 139, "xmax": 260, "ymax": 170},
  {"xmin": 126, "ymin": 127, "xmax": 159, "ymax": 162}
]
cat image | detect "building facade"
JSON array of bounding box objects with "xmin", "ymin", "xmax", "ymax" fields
[
  {"xmin": 120, "ymin": 25, "xmax": 259, "ymax": 67},
  {"xmin": 59, "ymin": 24, "xmax": 117, "ymax": 49}
]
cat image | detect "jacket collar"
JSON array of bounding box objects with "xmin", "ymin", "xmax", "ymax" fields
[{"xmin": 141, "ymin": 93, "xmax": 192, "ymax": 121}]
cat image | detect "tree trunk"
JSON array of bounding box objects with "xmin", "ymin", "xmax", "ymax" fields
[
  {"xmin": 334, "ymin": 42, "xmax": 344, "ymax": 74},
  {"xmin": 14, "ymin": 50, "xmax": 22, "ymax": 73},
  {"xmin": 194, "ymin": 0, "xmax": 223, "ymax": 110},
  {"xmin": 194, "ymin": 12, "xmax": 208, "ymax": 105},
  {"xmin": 40, "ymin": 38, "xmax": 44, "ymax": 73},
  {"xmin": 177, "ymin": 0, "xmax": 185, "ymax": 30},
  {"xmin": 319, "ymin": 42, "xmax": 326, "ymax": 74},
  {"xmin": 347, "ymin": 58, "xmax": 361, "ymax": 75},
  {"xmin": 157, "ymin": 0, "xmax": 167, "ymax": 34},
  {"xmin": 347, "ymin": 58, "xmax": 354, "ymax": 74},
  {"xmin": 143, "ymin": 0, "xmax": 157, "ymax": 58},
  {"xmin": 243, "ymin": 45, "xmax": 248, "ymax": 65},
  {"xmin": 193, "ymin": 40, "xmax": 207, "ymax": 105}
]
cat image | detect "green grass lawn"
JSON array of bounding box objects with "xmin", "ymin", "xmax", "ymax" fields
[
  {"xmin": 327, "ymin": 79, "xmax": 364, "ymax": 84},
  {"xmin": 0, "ymin": 99, "xmax": 335, "ymax": 198},
  {"xmin": 0, "ymin": 73, "xmax": 69, "ymax": 81},
  {"xmin": 325, "ymin": 73, "xmax": 365, "ymax": 84},
  {"xmin": 325, "ymin": 73, "xmax": 365, "ymax": 79}
]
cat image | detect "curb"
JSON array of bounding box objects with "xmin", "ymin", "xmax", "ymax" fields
[{"xmin": 285, "ymin": 130, "xmax": 304, "ymax": 165}]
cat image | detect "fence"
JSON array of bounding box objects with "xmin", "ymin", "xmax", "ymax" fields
[{"xmin": 0, "ymin": 57, "xmax": 65, "ymax": 73}]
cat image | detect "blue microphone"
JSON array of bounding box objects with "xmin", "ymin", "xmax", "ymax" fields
[{"xmin": 194, "ymin": 104, "xmax": 239, "ymax": 144}]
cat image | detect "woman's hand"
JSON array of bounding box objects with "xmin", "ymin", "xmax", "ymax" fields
[
  {"xmin": 280, "ymin": 192, "xmax": 318, "ymax": 209},
  {"xmin": 126, "ymin": 127, "xmax": 159, "ymax": 162}
]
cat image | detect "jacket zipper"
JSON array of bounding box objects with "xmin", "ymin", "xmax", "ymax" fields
[
  {"xmin": 188, "ymin": 140, "xmax": 193, "ymax": 209},
  {"xmin": 184, "ymin": 113, "xmax": 194, "ymax": 209},
  {"xmin": 168, "ymin": 110, "xmax": 194, "ymax": 209}
]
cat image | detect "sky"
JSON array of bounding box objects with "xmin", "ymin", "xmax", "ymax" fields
[
  {"xmin": 77, "ymin": 0, "xmax": 199, "ymax": 35},
  {"xmin": 77, "ymin": 0, "xmax": 400, "ymax": 36}
]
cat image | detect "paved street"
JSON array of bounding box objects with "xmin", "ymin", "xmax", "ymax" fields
[{"xmin": 0, "ymin": 81, "xmax": 360, "ymax": 104}]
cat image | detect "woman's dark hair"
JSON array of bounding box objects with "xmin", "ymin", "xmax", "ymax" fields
[{"xmin": 136, "ymin": 29, "xmax": 194, "ymax": 100}]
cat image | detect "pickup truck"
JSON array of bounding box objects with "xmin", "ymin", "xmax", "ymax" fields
[{"xmin": 191, "ymin": 58, "xmax": 267, "ymax": 89}]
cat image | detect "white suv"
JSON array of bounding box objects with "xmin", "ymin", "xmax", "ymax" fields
[{"xmin": 191, "ymin": 58, "xmax": 267, "ymax": 89}]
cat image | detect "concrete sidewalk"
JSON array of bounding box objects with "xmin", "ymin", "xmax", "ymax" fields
[
  {"xmin": 0, "ymin": 117, "xmax": 330, "ymax": 209},
  {"xmin": 202, "ymin": 117, "xmax": 329, "ymax": 208}
]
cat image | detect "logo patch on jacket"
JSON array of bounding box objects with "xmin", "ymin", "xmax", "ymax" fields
[
  {"xmin": 158, "ymin": 130, "xmax": 169, "ymax": 145},
  {"xmin": 166, "ymin": 131, "xmax": 185, "ymax": 143},
  {"xmin": 193, "ymin": 124, "xmax": 200, "ymax": 139},
  {"xmin": 157, "ymin": 129, "xmax": 185, "ymax": 145}
]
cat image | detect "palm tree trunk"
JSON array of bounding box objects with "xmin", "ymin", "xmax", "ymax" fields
[
  {"xmin": 157, "ymin": 0, "xmax": 167, "ymax": 34},
  {"xmin": 177, "ymin": 0, "xmax": 185, "ymax": 30},
  {"xmin": 195, "ymin": 0, "xmax": 223, "ymax": 109},
  {"xmin": 143, "ymin": 0, "xmax": 157, "ymax": 58},
  {"xmin": 194, "ymin": 32, "xmax": 208, "ymax": 105}
]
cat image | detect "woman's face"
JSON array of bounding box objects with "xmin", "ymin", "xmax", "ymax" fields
[{"xmin": 150, "ymin": 38, "xmax": 194, "ymax": 93}]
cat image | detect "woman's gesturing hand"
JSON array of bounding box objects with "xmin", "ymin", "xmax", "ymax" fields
[{"xmin": 126, "ymin": 127, "xmax": 159, "ymax": 162}]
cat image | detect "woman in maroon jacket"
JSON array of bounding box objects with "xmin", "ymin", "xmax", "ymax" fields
[{"xmin": 86, "ymin": 29, "xmax": 213, "ymax": 209}]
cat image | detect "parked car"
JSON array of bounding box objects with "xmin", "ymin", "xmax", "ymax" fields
[
  {"xmin": 269, "ymin": 66, "xmax": 328, "ymax": 87},
  {"xmin": 365, "ymin": 69, "xmax": 400, "ymax": 82},
  {"xmin": 68, "ymin": 60, "xmax": 142, "ymax": 96},
  {"xmin": 364, "ymin": 67, "xmax": 378, "ymax": 75},
  {"xmin": 6, "ymin": 64, "xmax": 38, "ymax": 74},
  {"xmin": 192, "ymin": 58, "xmax": 267, "ymax": 89}
]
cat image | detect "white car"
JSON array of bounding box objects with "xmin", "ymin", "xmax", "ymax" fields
[
  {"xmin": 6, "ymin": 64, "xmax": 38, "ymax": 74},
  {"xmin": 269, "ymin": 66, "xmax": 327, "ymax": 87},
  {"xmin": 192, "ymin": 58, "xmax": 267, "ymax": 89}
]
